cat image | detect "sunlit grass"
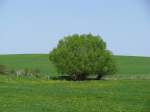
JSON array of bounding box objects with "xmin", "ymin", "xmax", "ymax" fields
[{"xmin": 0, "ymin": 76, "xmax": 149, "ymax": 112}]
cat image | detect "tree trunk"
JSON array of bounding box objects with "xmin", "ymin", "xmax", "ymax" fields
[
  {"xmin": 96, "ymin": 74, "xmax": 102, "ymax": 80},
  {"xmin": 72, "ymin": 74, "xmax": 86, "ymax": 81}
]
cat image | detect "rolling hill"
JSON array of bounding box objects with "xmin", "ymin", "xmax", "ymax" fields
[{"xmin": 0, "ymin": 54, "xmax": 150, "ymax": 78}]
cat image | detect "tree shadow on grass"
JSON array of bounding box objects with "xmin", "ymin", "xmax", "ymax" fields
[{"xmin": 50, "ymin": 75, "xmax": 105, "ymax": 81}]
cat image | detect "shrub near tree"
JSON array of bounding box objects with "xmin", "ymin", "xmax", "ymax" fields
[
  {"xmin": 49, "ymin": 34, "xmax": 116, "ymax": 80},
  {"xmin": 0, "ymin": 65, "xmax": 8, "ymax": 74}
]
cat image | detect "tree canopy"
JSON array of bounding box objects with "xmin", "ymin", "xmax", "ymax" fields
[{"xmin": 49, "ymin": 34, "xmax": 116, "ymax": 80}]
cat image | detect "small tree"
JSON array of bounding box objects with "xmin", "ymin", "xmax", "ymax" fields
[{"xmin": 49, "ymin": 34, "xmax": 116, "ymax": 80}]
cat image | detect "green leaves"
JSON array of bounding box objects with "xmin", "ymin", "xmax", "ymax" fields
[{"xmin": 49, "ymin": 34, "xmax": 116, "ymax": 80}]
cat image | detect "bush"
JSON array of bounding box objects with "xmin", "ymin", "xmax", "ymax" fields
[
  {"xmin": 0, "ymin": 64, "xmax": 9, "ymax": 75},
  {"xmin": 49, "ymin": 34, "xmax": 116, "ymax": 80},
  {"xmin": 15, "ymin": 68, "xmax": 41, "ymax": 78}
]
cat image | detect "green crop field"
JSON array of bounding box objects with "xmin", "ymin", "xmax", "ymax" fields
[{"xmin": 0, "ymin": 54, "xmax": 150, "ymax": 112}]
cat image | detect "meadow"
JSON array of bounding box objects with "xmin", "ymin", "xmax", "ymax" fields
[{"xmin": 0, "ymin": 54, "xmax": 150, "ymax": 112}]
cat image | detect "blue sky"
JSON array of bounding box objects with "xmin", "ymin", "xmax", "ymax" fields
[{"xmin": 0, "ymin": 0, "xmax": 150, "ymax": 56}]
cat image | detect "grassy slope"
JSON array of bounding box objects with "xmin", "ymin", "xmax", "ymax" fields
[
  {"xmin": 114, "ymin": 56, "xmax": 150, "ymax": 75},
  {"xmin": 0, "ymin": 54, "xmax": 150, "ymax": 77},
  {"xmin": 111, "ymin": 56, "xmax": 150, "ymax": 79},
  {"xmin": 0, "ymin": 54, "xmax": 58, "ymax": 77}
]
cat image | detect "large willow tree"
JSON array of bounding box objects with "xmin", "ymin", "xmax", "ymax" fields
[{"xmin": 49, "ymin": 34, "xmax": 116, "ymax": 80}]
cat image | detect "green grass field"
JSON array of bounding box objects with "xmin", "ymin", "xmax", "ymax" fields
[
  {"xmin": 0, "ymin": 78, "xmax": 149, "ymax": 112},
  {"xmin": 0, "ymin": 54, "xmax": 150, "ymax": 112}
]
